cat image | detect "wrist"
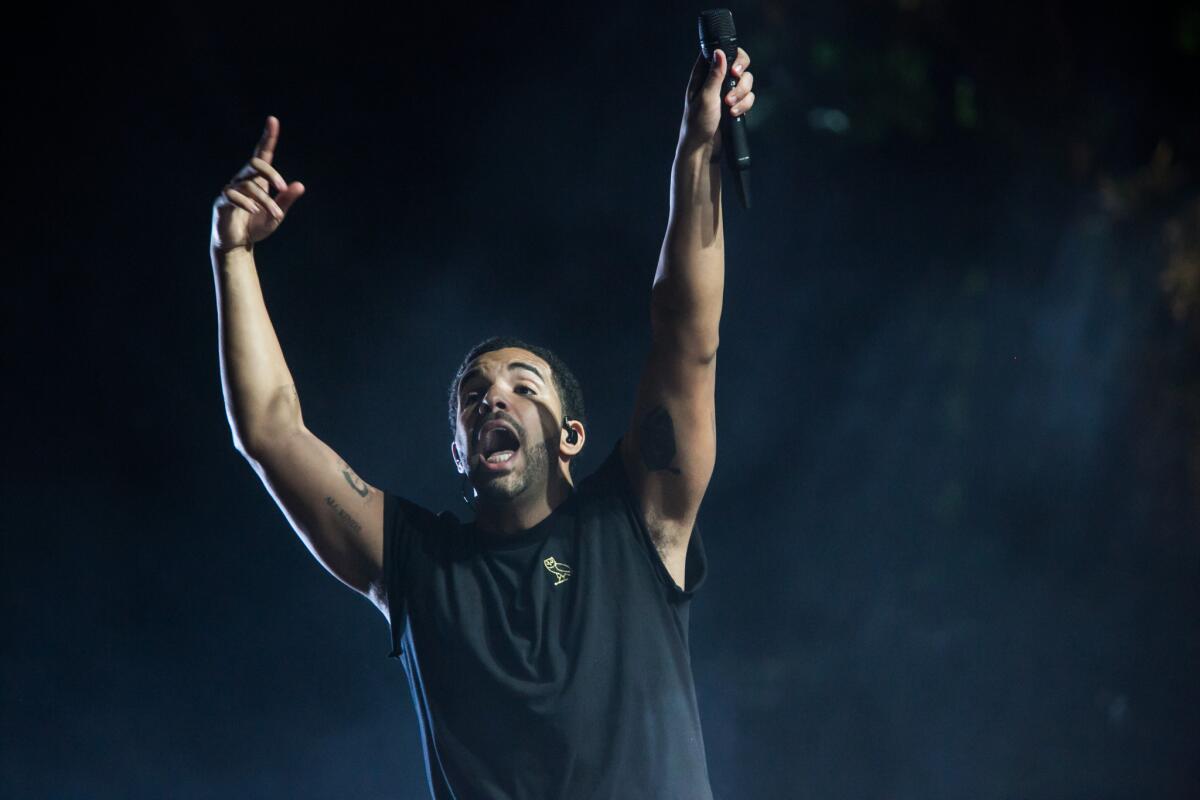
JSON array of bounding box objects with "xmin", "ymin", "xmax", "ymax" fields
[
  {"xmin": 675, "ymin": 136, "xmax": 717, "ymax": 166},
  {"xmin": 211, "ymin": 241, "xmax": 254, "ymax": 259},
  {"xmin": 211, "ymin": 242, "xmax": 257, "ymax": 273},
  {"xmin": 672, "ymin": 141, "xmax": 722, "ymax": 190}
]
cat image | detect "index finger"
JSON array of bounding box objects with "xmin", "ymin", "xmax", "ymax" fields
[
  {"xmin": 254, "ymin": 115, "xmax": 280, "ymax": 164},
  {"xmin": 732, "ymin": 47, "xmax": 750, "ymax": 75}
]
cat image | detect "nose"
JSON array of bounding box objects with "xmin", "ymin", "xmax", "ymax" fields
[{"xmin": 478, "ymin": 388, "xmax": 509, "ymax": 414}]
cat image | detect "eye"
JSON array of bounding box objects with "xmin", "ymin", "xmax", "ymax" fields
[
  {"xmin": 515, "ymin": 385, "xmax": 535, "ymax": 395},
  {"xmin": 463, "ymin": 391, "xmax": 481, "ymax": 404}
]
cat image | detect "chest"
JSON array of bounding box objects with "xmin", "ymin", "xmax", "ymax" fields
[{"xmin": 406, "ymin": 526, "xmax": 672, "ymax": 686}]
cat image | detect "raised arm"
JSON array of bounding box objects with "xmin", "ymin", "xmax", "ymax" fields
[
  {"xmin": 621, "ymin": 48, "xmax": 755, "ymax": 589},
  {"xmin": 211, "ymin": 117, "xmax": 387, "ymax": 613}
]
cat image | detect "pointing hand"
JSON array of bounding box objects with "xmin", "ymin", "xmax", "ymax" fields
[{"xmin": 211, "ymin": 116, "xmax": 306, "ymax": 253}]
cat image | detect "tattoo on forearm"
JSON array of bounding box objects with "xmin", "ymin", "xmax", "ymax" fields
[
  {"xmin": 342, "ymin": 466, "xmax": 368, "ymax": 497},
  {"xmin": 639, "ymin": 406, "xmax": 681, "ymax": 475},
  {"xmin": 325, "ymin": 496, "xmax": 363, "ymax": 534}
]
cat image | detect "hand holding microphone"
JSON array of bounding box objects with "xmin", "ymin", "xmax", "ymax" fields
[{"xmin": 680, "ymin": 8, "xmax": 755, "ymax": 208}]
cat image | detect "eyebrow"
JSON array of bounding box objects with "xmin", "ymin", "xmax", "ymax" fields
[{"xmin": 459, "ymin": 361, "xmax": 547, "ymax": 393}]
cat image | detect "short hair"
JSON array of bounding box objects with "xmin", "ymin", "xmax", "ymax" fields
[{"xmin": 447, "ymin": 337, "xmax": 588, "ymax": 470}]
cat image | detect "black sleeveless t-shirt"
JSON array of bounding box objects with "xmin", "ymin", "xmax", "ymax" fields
[{"xmin": 382, "ymin": 437, "xmax": 712, "ymax": 799}]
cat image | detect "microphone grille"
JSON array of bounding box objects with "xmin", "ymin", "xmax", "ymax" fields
[{"xmin": 698, "ymin": 8, "xmax": 737, "ymax": 43}]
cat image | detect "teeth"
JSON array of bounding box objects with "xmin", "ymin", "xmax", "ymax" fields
[{"xmin": 486, "ymin": 451, "xmax": 515, "ymax": 463}]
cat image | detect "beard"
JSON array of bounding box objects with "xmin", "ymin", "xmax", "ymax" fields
[{"xmin": 471, "ymin": 437, "xmax": 550, "ymax": 505}]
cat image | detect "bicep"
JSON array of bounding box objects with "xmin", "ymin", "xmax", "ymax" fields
[
  {"xmin": 242, "ymin": 427, "xmax": 386, "ymax": 611},
  {"xmin": 621, "ymin": 335, "xmax": 716, "ymax": 535}
]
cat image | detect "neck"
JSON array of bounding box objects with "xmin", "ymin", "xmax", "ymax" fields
[{"xmin": 474, "ymin": 470, "xmax": 575, "ymax": 534}]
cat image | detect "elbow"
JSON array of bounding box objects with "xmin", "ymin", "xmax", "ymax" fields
[
  {"xmin": 691, "ymin": 341, "xmax": 718, "ymax": 366},
  {"xmin": 226, "ymin": 386, "xmax": 305, "ymax": 458},
  {"xmin": 240, "ymin": 431, "xmax": 302, "ymax": 463},
  {"xmin": 225, "ymin": 409, "xmax": 258, "ymax": 458},
  {"xmin": 230, "ymin": 428, "xmax": 255, "ymax": 459},
  {"xmin": 231, "ymin": 426, "xmax": 268, "ymax": 462},
  {"xmin": 230, "ymin": 416, "xmax": 304, "ymax": 461},
  {"xmin": 655, "ymin": 326, "xmax": 719, "ymax": 365},
  {"xmin": 651, "ymin": 303, "xmax": 719, "ymax": 363}
]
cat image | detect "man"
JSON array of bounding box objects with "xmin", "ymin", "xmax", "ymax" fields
[{"xmin": 210, "ymin": 44, "xmax": 755, "ymax": 799}]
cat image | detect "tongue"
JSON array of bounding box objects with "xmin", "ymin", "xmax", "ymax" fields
[{"xmin": 483, "ymin": 427, "xmax": 520, "ymax": 455}]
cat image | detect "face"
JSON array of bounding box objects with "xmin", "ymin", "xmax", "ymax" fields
[{"xmin": 452, "ymin": 348, "xmax": 565, "ymax": 504}]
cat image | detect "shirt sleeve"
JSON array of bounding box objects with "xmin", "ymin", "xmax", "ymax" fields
[{"xmin": 381, "ymin": 491, "xmax": 448, "ymax": 658}]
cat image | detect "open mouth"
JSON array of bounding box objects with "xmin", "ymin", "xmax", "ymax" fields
[{"xmin": 478, "ymin": 424, "xmax": 521, "ymax": 466}]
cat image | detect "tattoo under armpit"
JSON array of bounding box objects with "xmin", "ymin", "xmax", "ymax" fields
[
  {"xmin": 639, "ymin": 406, "xmax": 681, "ymax": 475},
  {"xmin": 342, "ymin": 466, "xmax": 368, "ymax": 497},
  {"xmin": 325, "ymin": 496, "xmax": 363, "ymax": 534}
]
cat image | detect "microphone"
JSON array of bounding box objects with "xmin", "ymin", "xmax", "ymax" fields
[{"xmin": 698, "ymin": 8, "xmax": 752, "ymax": 209}]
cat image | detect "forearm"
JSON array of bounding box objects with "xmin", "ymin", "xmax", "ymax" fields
[
  {"xmin": 212, "ymin": 244, "xmax": 303, "ymax": 454},
  {"xmin": 650, "ymin": 141, "xmax": 724, "ymax": 359}
]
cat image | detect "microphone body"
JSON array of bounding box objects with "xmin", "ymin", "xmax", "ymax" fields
[{"xmin": 699, "ymin": 8, "xmax": 752, "ymax": 209}]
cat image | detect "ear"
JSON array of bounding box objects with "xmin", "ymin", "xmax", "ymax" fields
[
  {"xmin": 451, "ymin": 440, "xmax": 466, "ymax": 474},
  {"xmin": 560, "ymin": 419, "xmax": 586, "ymax": 459}
]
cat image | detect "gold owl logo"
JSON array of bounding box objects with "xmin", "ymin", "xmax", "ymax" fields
[{"xmin": 543, "ymin": 556, "xmax": 572, "ymax": 586}]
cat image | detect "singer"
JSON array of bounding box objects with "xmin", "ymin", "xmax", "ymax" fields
[{"xmin": 209, "ymin": 42, "xmax": 755, "ymax": 800}]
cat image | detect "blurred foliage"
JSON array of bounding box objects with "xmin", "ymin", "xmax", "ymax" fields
[
  {"xmin": 1161, "ymin": 198, "xmax": 1200, "ymax": 323},
  {"xmin": 754, "ymin": 0, "xmax": 1200, "ymax": 523}
]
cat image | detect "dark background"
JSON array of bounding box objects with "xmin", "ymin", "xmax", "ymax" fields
[{"xmin": 5, "ymin": 1, "xmax": 1200, "ymax": 797}]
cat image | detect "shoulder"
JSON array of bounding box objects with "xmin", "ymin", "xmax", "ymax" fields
[
  {"xmin": 379, "ymin": 491, "xmax": 463, "ymax": 584},
  {"xmin": 574, "ymin": 439, "xmax": 705, "ymax": 594},
  {"xmin": 573, "ymin": 438, "xmax": 632, "ymax": 506},
  {"xmin": 382, "ymin": 491, "xmax": 458, "ymax": 535}
]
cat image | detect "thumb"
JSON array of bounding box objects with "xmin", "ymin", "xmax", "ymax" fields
[
  {"xmin": 702, "ymin": 49, "xmax": 727, "ymax": 96},
  {"xmin": 686, "ymin": 49, "xmax": 727, "ymax": 100},
  {"xmin": 277, "ymin": 181, "xmax": 306, "ymax": 215}
]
